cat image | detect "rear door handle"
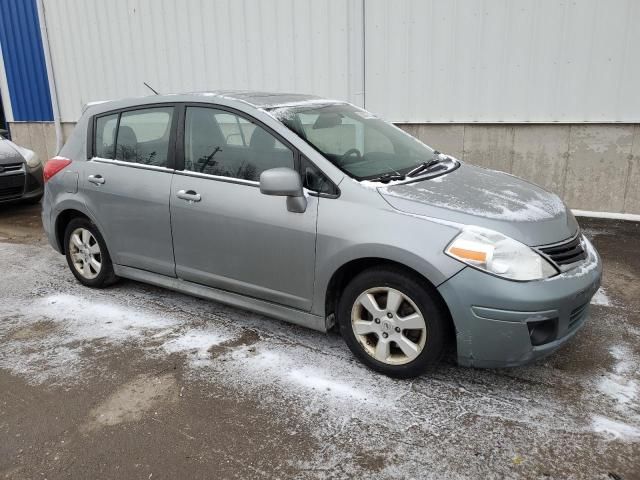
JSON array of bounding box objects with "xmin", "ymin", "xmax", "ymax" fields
[
  {"xmin": 176, "ymin": 189, "xmax": 201, "ymax": 202},
  {"xmin": 88, "ymin": 174, "xmax": 105, "ymax": 185}
]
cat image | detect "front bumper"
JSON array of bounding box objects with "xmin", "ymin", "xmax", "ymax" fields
[
  {"xmin": 438, "ymin": 241, "xmax": 602, "ymax": 368},
  {"xmin": 0, "ymin": 163, "xmax": 43, "ymax": 204}
]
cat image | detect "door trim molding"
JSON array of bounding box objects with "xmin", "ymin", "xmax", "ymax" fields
[
  {"xmin": 174, "ymin": 169, "xmax": 259, "ymax": 187},
  {"xmin": 113, "ymin": 264, "xmax": 328, "ymax": 332},
  {"xmin": 90, "ymin": 157, "xmax": 175, "ymax": 174}
]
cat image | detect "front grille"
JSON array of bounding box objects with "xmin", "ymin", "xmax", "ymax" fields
[
  {"xmin": 538, "ymin": 234, "xmax": 586, "ymax": 267},
  {"xmin": 569, "ymin": 303, "xmax": 589, "ymax": 329},
  {"xmin": 0, "ymin": 173, "xmax": 25, "ymax": 198},
  {"xmin": 0, "ymin": 162, "xmax": 24, "ymax": 173}
]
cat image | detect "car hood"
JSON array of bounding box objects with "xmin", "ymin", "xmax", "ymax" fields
[
  {"xmin": 378, "ymin": 163, "xmax": 578, "ymax": 246},
  {"xmin": 0, "ymin": 140, "xmax": 24, "ymax": 165}
]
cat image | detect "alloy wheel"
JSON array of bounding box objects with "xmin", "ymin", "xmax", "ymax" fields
[
  {"xmin": 69, "ymin": 227, "xmax": 102, "ymax": 280},
  {"xmin": 350, "ymin": 287, "xmax": 427, "ymax": 365}
]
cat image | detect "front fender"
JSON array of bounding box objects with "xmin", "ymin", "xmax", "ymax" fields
[{"xmin": 311, "ymin": 186, "xmax": 468, "ymax": 317}]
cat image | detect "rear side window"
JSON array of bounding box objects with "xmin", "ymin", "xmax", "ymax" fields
[
  {"xmin": 116, "ymin": 107, "xmax": 173, "ymax": 166},
  {"xmin": 95, "ymin": 114, "xmax": 118, "ymax": 159},
  {"xmin": 184, "ymin": 107, "xmax": 294, "ymax": 181},
  {"xmin": 93, "ymin": 106, "xmax": 174, "ymax": 167}
]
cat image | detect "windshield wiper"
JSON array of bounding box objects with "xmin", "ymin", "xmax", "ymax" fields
[
  {"xmin": 369, "ymin": 172, "xmax": 406, "ymax": 183},
  {"xmin": 406, "ymin": 151, "xmax": 451, "ymax": 178}
]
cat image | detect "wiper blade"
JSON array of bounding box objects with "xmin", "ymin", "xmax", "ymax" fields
[
  {"xmin": 369, "ymin": 172, "xmax": 406, "ymax": 183},
  {"xmin": 407, "ymin": 158, "xmax": 442, "ymax": 177}
]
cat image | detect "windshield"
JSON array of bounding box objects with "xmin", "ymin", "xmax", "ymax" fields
[{"xmin": 268, "ymin": 103, "xmax": 441, "ymax": 181}]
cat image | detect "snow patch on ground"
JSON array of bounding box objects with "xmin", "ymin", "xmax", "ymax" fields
[
  {"xmin": 162, "ymin": 328, "xmax": 229, "ymax": 360},
  {"xmin": 33, "ymin": 293, "xmax": 177, "ymax": 338},
  {"xmin": 592, "ymin": 415, "xmax": 640, "ymax": 440},
  {"xmin": 287, "ymin": 368, "xmax": 371, "ymax": 402},
  {"xmin": 590, "ymin": 287, "xmax": 611, "ymax": 306},
  {"xmin": 0, "ymin": 293, "xmax": 179, "ymax": 384},
  {"xmin": 598, "ymin": 376, "xmax": 637, "ymax": 404},
  {"xmin": 598, "ymin": 345, "xmax": 638, "ymax": 405},
  {"xmin": 591, "ymin": 344, "xmax": 640, "ymax": 442}
]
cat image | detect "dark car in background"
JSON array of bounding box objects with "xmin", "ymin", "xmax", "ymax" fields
[{"xmin": 0, "ymin": 129, "xmax": 44, "ymax": 204}]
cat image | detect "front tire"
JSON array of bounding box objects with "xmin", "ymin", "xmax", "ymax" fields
[
  {"xmin": 64, "ymin": 217, "xmax": 118, "ymax": 288},
  {"xmin": 337, "ymin": 266, "xmax": 448, "ymax": 378}
]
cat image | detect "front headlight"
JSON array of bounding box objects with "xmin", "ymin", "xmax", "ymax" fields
[
  {"xmin": 445, "ymin": 226, "xmax": 558, "ymax": 281},
  {"xmin": 8, "ymin": 141, "xmax": 41, "ymax": 168}
]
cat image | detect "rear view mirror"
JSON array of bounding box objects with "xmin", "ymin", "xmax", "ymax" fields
[{"xmin": 259, "ymin": 167, "xmax": 307, "ymax": 213}]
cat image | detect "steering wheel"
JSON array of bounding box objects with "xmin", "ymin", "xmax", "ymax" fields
[{"xmin": 340, "ymin": 148, "xmax": 362, "ymax": 165}]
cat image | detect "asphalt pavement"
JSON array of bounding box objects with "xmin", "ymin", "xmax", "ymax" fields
[{"xmin": 0, "ymin": 203, "xmax": 638, "ymax": 479}]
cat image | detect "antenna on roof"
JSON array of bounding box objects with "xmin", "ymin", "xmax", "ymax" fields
[{"xmin": 143, "ymin": 82, "xmax": 160, "ymax": 95}]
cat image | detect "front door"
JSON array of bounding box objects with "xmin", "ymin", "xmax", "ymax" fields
[
  {"xmin": 170, "ymin": 106, "xmax": 318, "ymax": 311},
  {"xmin": 82, "ymin": 106, "xmax": 177, "ymax": 277}
]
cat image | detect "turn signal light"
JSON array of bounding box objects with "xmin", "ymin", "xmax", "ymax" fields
[
  {"xmin": 448, "ymin": 246, "xmax": 488, "ymax": 263},
  {"xmin": 43, "ymin": 157, "xmax": 72, "ymax": 182}
]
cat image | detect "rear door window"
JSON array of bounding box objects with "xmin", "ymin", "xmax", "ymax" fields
[
  {"xmin": 115, "ymin": 107, "xmax": 174, "ymax": 167},
  {"xmin": 94, "ymin": 107, "xmax": 174, "ymax": 167}
]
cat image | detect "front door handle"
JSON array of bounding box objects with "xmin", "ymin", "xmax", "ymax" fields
[
  {"xmin": 176, "ymin": 189, "xmax": 201, "ymax": 202},
  {"xmin": 88, "ymin": 174, "xmax": 105, "ymax": 185}
]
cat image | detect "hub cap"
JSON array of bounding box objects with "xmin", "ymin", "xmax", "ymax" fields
[
  {"xmin": 351, "ymin": 287, "xmax": 427, "ymax": 365},
  {"xmin": 69, "ymin": 228, "xmax": 102, "ymax": 279}
]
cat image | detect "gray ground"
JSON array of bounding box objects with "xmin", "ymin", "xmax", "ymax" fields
[{"xmin": 0, "ymin": 203, "xmax": 638, "ymax": 480}]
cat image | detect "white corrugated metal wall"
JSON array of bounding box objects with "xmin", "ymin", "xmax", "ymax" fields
[
  {"xmin": 365, "ymin": 0, "xmax": 640, "ymax": 122},
  {"xmin": 42, "ymin": 0, "xmax": 640, "ymax": 123},
  {"xmin": 43, "ymin": 0, "xmax": 364, "ymax": 122}
]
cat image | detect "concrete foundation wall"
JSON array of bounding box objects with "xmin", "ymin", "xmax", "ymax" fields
[
  {"xmin": 7, "ymin": 121, "xmax": 75, "ymax": 162},
  {"xmin": 399, "ymin": 124, "xmax": 640, "ymax": 215},
  {"xmin": 8, "ymin": 121, "xmax": 640, "ymax": 215}
]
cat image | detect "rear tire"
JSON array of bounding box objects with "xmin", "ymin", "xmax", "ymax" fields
[
  {"xmin": 337, "ymin": 266, "xmax": 447, "ymax": 378},
  {"xmin": 64, "ymin": 217, "xmax": 118, "ymax": 288}
]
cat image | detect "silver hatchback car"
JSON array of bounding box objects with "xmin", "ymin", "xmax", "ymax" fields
[{"xmin": 42, "ymin": 91, "xmax": 602, "ymax": 378}]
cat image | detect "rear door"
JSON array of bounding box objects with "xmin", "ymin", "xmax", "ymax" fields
[
  {"xmin": 170, "ymin": 105, "xmax": 318, "ymax": 310},
  {"xmin": 82, "ymin": 105, "xmax": 177, "ymax": 277}
]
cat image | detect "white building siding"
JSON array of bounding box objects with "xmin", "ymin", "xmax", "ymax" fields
[
  {"xmin": 41, "ymin": 0, "xmax": 640, "ymax": 123},
  {"xmin": 42, "ymin": 0, "xmax": 363, "ymax": 122},
  {"xmin": 365, "ymin": 0, "xmax": 640, "ymax": 123}
]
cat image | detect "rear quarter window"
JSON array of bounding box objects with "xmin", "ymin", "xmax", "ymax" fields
[{"xmin": 95, "ymin": 114, "xmax": 118, "ymax": 159}]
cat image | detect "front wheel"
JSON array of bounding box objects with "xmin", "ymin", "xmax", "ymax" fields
[{"xmin": 337, "ymin": 266, "xmax": 448, "ymax": 378}]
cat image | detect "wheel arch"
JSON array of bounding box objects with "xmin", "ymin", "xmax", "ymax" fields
[
  {"xmin": 323, "ymin": 257, "xmax": 455, "ymax": 340},
  {"xmin": 53, "ymin": 203, "xmax": 105, "ymax": 254}
]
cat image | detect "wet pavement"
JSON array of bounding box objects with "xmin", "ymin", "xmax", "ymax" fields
[{"xmin": 0, "ymin": 203, "xmax": 638, "ymax": 479}]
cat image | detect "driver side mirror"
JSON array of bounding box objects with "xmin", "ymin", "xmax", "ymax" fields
[
  {"xmin": 0, "ymin": 128, "xmax": 9, "ymax": 140},
  {"xmin": 259, "ymin": 167, "xmax": 307, "ymax": 213}
]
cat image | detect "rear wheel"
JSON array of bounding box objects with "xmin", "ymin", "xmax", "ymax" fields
[
  {"xmin": 64, "ymin": 218, "xmax": 117, "ymax": 288},
  {"xmin": 337, "ymin": 266, "xmax": 447, "ymax": 378}
]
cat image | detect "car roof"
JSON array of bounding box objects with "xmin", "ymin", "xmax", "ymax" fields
[
  {"xmin": 83, "ymin": 90, "xmax": 343, "ymax": 116},
  {"xmin": 198, "ymin": 90, "xmax": 325, "ymax": 108}
]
